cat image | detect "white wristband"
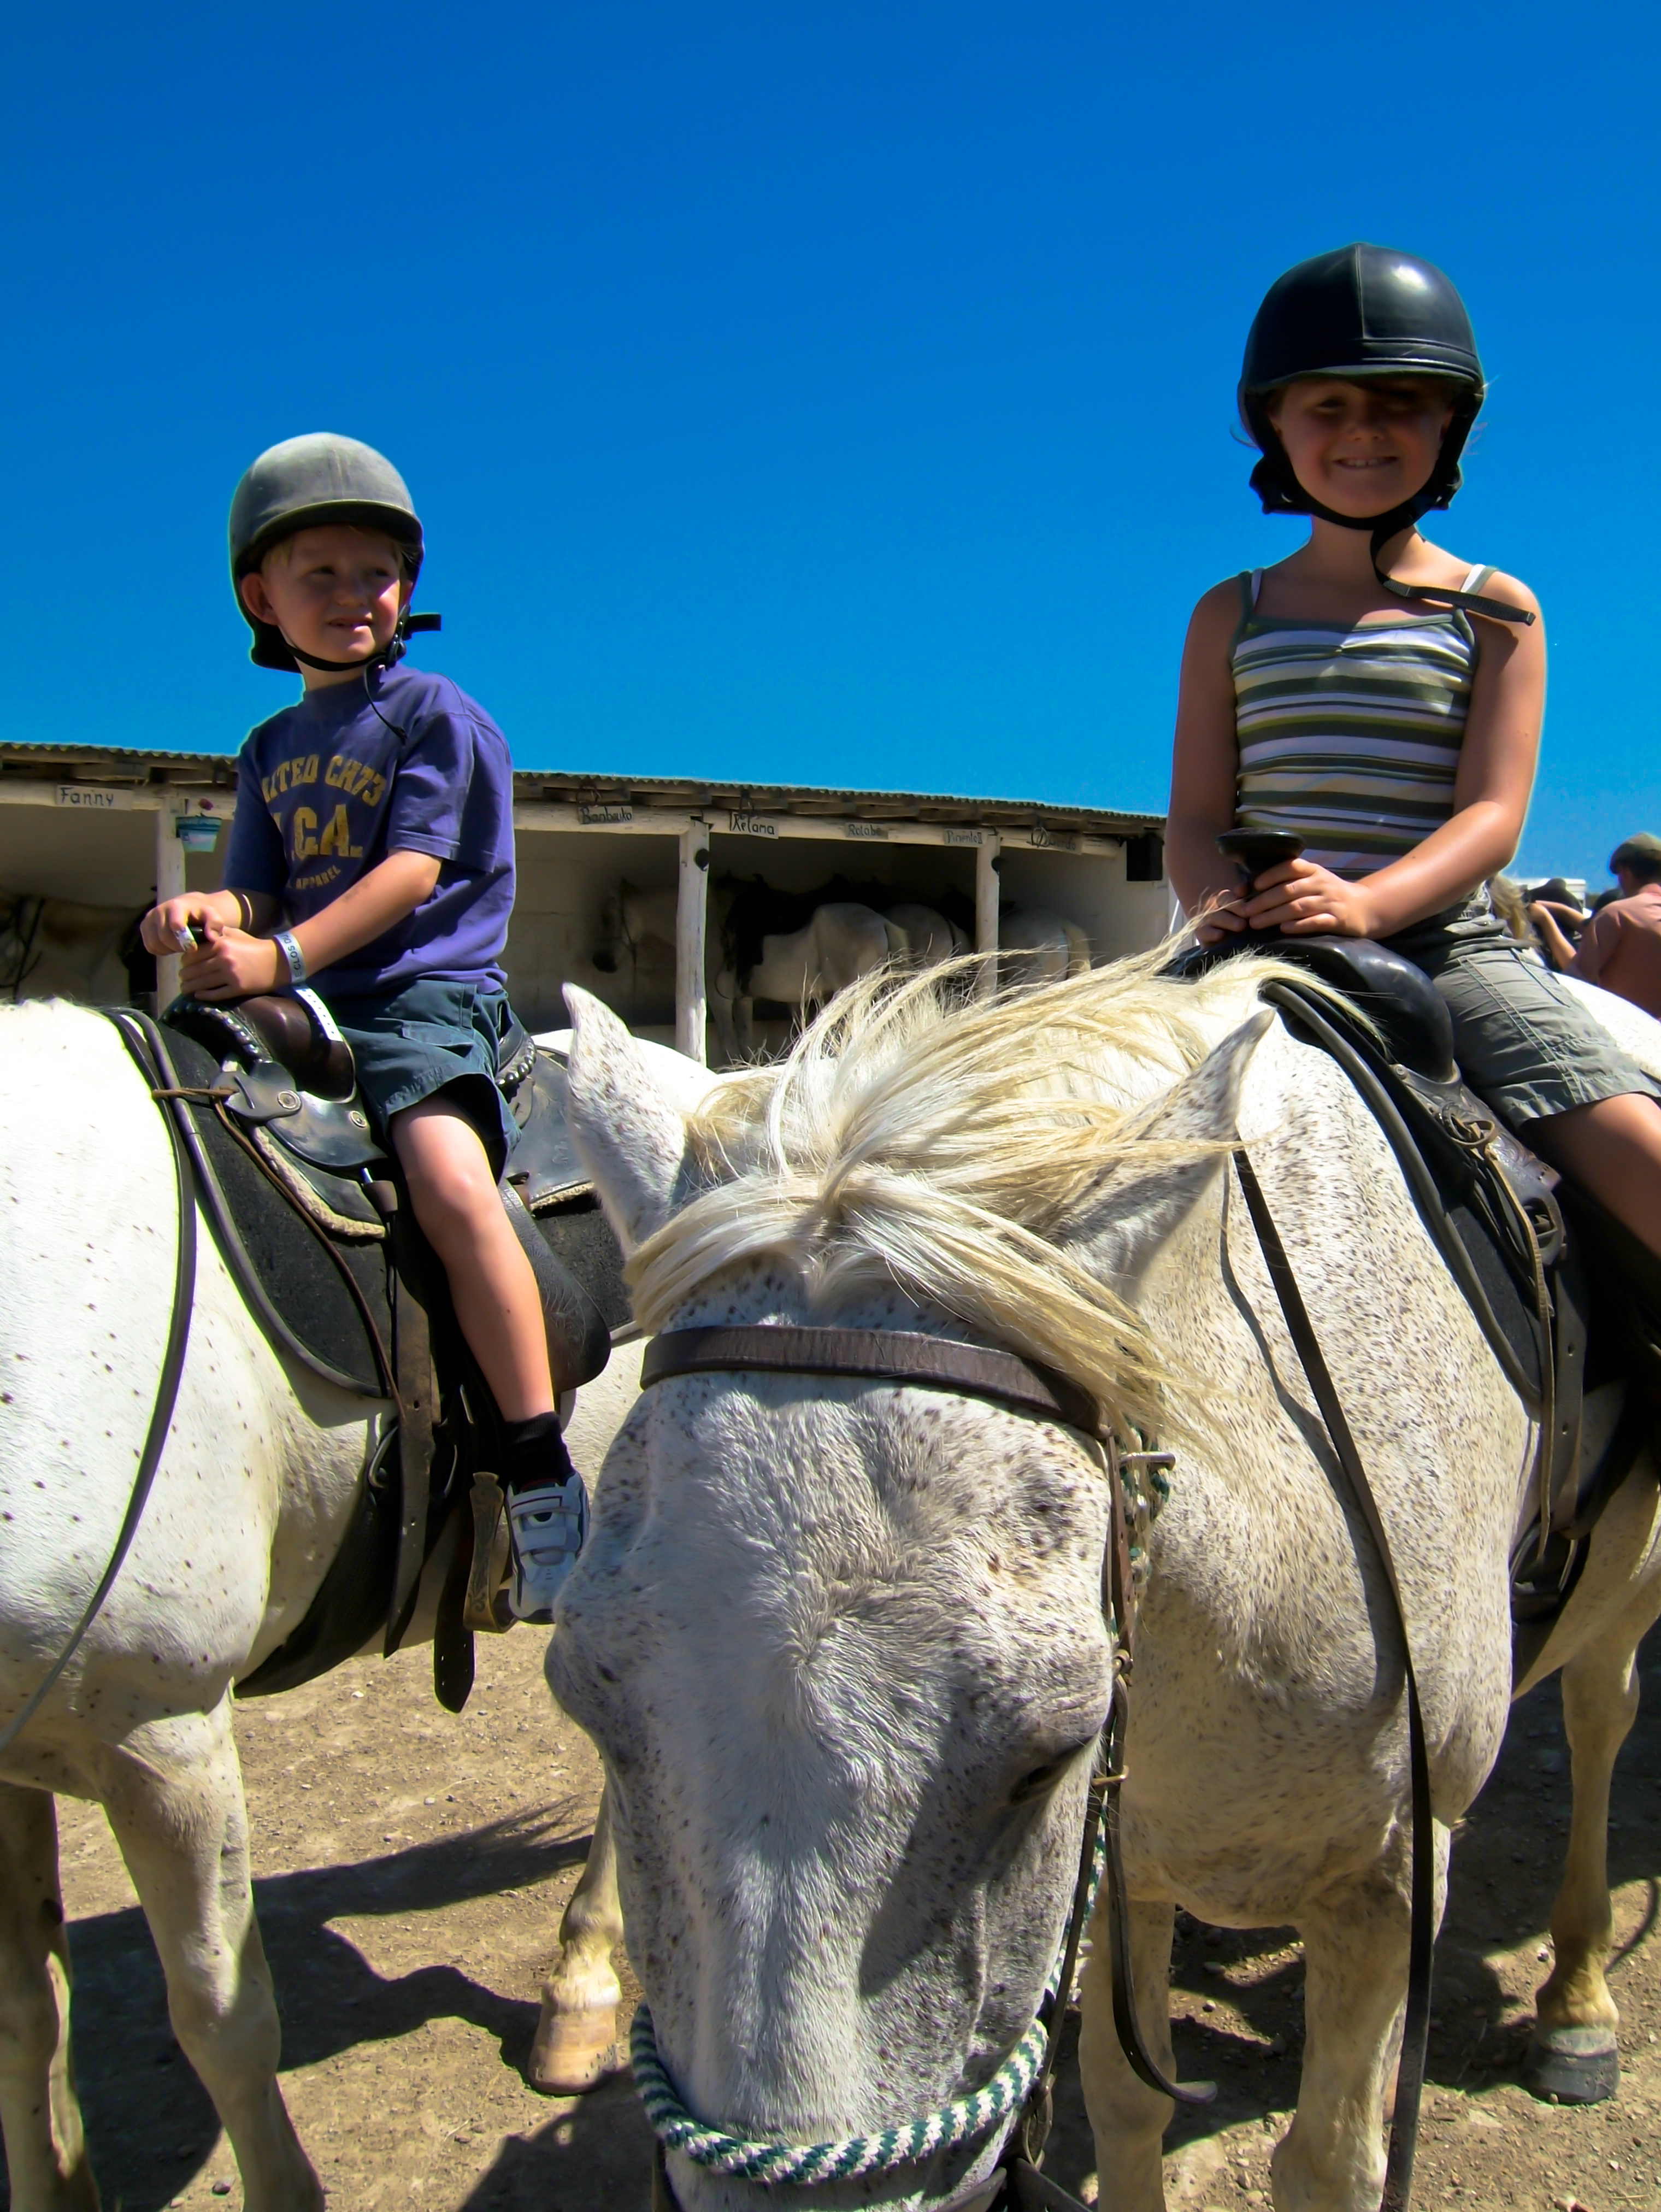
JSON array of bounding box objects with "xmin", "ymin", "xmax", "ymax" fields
[{"xmin": 274, "ymin": 929, "xmax": 309, "ymax": 986}]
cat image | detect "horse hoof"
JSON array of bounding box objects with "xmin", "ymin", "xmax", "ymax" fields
[
  {"xmin": 1523, "ymin": 2025, "xmax": 1620, "ymax": 2104},
  {"xmin": 527, "ymin": 1993, "xmax": 621, "ymax": 2094}
]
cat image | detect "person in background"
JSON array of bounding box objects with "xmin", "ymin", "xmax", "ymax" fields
[
  {"xmin": 1532, "ymin": 836, "xmax": 1661, "ymax": 1021},
  {"xmin": 1486, "ymin": 874, "xmax": 1538, "ymax": 945}
]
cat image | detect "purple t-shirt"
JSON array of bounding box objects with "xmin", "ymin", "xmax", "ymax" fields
[{"xmin": 223, "ymin": 665, "xmax": 514, "ymax": 997}]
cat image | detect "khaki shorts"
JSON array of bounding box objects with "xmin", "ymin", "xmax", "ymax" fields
[{"xmin": 1385, "ymin": 897, "xmax": 1661, "ymax": 1131}]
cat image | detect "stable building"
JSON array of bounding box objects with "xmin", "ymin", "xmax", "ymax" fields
[{"xmin": 0, "ymin": 743, "xmax": 1168, "ymax": 1065}]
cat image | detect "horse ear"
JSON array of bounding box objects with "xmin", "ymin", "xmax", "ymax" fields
[
  {"xmin": 1139, "ymin": 1008, "xmax": 1274, "ymax": 1145},
  {"xmin": 1056, "ymin": 1009, "xmax": 1275, "ymax": 1274},
  {"xmin": 563, "ymin": 986, "xmax": 694, "ymax": 1254}
]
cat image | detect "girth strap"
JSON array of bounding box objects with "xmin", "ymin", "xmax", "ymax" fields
[{"xmin": 640, "ymin": 1325, "xmax": 1106, "ymax": 1440}]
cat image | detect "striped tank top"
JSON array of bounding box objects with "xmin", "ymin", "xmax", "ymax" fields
[{"xmin": 1232, "ymin": 564, "xmax": 1493, "ymax": 879}]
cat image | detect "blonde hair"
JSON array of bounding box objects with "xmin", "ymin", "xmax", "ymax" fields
[
  {"xmin": 1487, "ymin": 874, "xmax": 1534, "ymax": 943},
  {"xmin": 626, "ymin": 946, "xmax": 1300, "ymax": 1448}
]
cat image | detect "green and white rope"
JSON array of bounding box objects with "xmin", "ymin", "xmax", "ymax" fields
[{"xmin": 631, "ymin": 1829, "xmax": 1105, "ymax": 2185}]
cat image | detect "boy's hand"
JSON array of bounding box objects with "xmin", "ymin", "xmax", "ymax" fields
[
  {"xmin": 140, "ymin": 895, "xmax": 214, "ymax": 957},
  {"xmin": 179, "ymin": 916, "xmax": 287, "ymax": 1001}
]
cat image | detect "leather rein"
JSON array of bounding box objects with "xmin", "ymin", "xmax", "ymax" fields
[{"xmin": 638, "ymin": 1144, "xmax": 1434, "ymax": 2212}]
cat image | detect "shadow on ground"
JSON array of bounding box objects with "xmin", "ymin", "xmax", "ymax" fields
[
  {"xmin": 26, "ymin": 1805, "xmax": 591, "ymax": 2212},
  {"xmin": 14, "ymin": 1628, "xmax": 1661, "ymax": 2212},
  {"xmin": 455, "ymin": 2074, "xmax": 656, "ymax": 2210},
  {"xmin": 1032, "ymin": 1626, "xmax": 1661, "ymax": 2199}
]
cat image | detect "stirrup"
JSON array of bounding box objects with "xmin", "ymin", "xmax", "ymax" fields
[{"xmin": 463, "ymin": 1473, "xmax": 514, "ymax": 1633}]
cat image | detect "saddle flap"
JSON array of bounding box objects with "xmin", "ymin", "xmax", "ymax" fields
[{"xmin": 162, "ymin": 993, "xmax": 387, "ymax": 1176}]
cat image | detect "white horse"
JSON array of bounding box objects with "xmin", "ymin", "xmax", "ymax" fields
[
  {"xmin": 999, "ymin": 905, "xmax": 1092, "ymax": 986},
  {"xmin": 591, "ymin": 882, "xmax": 907, "ymax": 1061},
  {"xmin": 0, "ymin": 1001, "xmax": 705, "ymax": 2210},
  {"xmin": 547, "ymin": 959, "xmax": 1661, "ymax": 2212}
]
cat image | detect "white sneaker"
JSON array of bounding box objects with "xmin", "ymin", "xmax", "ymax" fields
[{"xmin": 507, "ymin": 1473, "xmax": 589, "ymax": 1622}]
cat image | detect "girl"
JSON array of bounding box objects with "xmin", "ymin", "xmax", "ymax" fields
[{"xmin": 1168, "ymin": 243, "xmax": 1661, "ymax": 1257}]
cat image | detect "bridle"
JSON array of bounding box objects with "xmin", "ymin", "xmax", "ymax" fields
[{"xmin": 630, "ymin": 1144, "xmax": 1435, "ymax": 2212}]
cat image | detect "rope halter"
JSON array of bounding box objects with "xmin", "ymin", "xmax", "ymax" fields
[{"xmin": 630, "ymin": 1831, "xmax": 1104, "ymax": 2187}]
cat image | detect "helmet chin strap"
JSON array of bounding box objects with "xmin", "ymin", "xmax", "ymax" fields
[
  {"xmin": 1250, "ymin": 429, "xmax": 1534, "ymax": 627},
  {"xmin": 1359, "ymin": 511, "xmax": 1535, "ymax": 627},
  {"xmin": 281, "ymin": 607, "xmax": 443, "ymax": 675}
]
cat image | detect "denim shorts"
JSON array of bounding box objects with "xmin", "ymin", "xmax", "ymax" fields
[
  {"xmin": 322, "ymin": 976, "xmax": 521, "ymax": 1178},
  {"xmin": 1384, "ymin": 896, "xmax": 1661, "ymax": 1131}
]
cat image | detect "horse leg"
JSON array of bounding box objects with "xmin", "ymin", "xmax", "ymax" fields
[
  {"xmin": 101, "ymin": 1703, "xmax": 321, "ymax": 2212},
  {"xmin": 1524, "ymin": 1584, "xmax": 1661, "ymax": 2103},
  {"xmin": 527, "ymin": 1782, "xmax": 623, "ymax": 2093},
  {"xmin": 0, "ymin": 1782, "xmax": 98, "ymax": 2212},
  {"xmin": 1274, "ymin": 1851, "xmax": 1440, "ymax": 2212},
  {"xmin": 1076, "ymin": 1895, "xmax": 1175, "ymax": 2212}
]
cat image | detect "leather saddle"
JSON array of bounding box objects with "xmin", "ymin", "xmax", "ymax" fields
[
  {"xmin": 1176, "ymin": 934, "xmax": 1660, "ymax": 1671},
  {"xmin": 156, "ymin": 989, "xmax": 629, "ymax": 1710}
]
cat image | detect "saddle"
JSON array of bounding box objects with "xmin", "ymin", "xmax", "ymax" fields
[
  {"xmin": 150, "ymin": 990, "xmax": 629, "ymax": 1711},
  {"xmin": 1176, "ymin": 935, "xmax": 1661, "ymax": 1673}
]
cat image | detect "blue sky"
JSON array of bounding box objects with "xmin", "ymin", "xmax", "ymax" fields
[{"xmin": 2, "ymin": 4, "xmax": 1653, "ymax": 887}]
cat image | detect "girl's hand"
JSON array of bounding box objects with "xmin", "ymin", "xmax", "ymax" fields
[
  {"xmin": 1193, "ymin": 891, "xmax": 1251, "ymax": 946},
  {"xmin": 140, "ymin": 895, "xmax": 214, "ymax": 957},
  {"xmin": 1242, "ymin": 858, "xmax": 1376, "ymax": 938},
  {"xmin": 179, "ymin": 918, "xmax": 286, "ymax": 1001}
]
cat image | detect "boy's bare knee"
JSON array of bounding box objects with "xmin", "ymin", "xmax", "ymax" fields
[{"xmin": 402, "ymin": 1155, "xmax": 498, "ymax": 1236}]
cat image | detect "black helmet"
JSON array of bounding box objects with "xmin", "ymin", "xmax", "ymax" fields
[
  {"xmin": 1236, "ymin": 245, "xmax": 1529, "ymax": 626},
  {"xmin": 1239, "ymin": 244, "xmax": 1482, "ymax": 523},
  {"xmin": 229, "ymin": 433, "xmax": 438, "ymax": 673}
]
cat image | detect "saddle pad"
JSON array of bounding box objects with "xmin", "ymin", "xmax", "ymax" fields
[
  {"xmin": 165, "ymin": 1028, "xmax": 391, "ymax": 1396},
  {"xmin": 505, "ymin": 1052, "xmax": 595, "ymax": 1210},
  {"xmin": 533, "ymin": 1195, "xmax": 632, "ymax": 1336}
]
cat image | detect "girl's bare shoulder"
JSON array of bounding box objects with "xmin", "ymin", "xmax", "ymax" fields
[
  {"xmin": 1186, "ymin": 572, "xmax": 1252, "ymax": 635},
  {"xmin": 1422, "ymin": 545, "xmax": 1541, "ymax": 620},
  {"xmin": 1470, "ymin": 566, "xmax": 1542, "ymax": 621}
]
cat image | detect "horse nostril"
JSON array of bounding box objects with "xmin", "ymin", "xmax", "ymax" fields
[{"xmin": 592, "ymin": 951, "xmax": 617, "ymax": 974}]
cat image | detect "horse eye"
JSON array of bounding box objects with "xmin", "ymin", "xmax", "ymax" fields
[{"xmin": 1010, "ymin": 1742, "xmax": 1093, "ymax": 1804}]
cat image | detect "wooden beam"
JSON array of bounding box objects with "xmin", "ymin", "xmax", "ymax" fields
[
  {"xmin": 974, "ymin": 835, "xmax": 1001, "ymax": 999},
  {"xmin": 676, "ymin": 823, "xmax": 710, "ymax": 1064}
]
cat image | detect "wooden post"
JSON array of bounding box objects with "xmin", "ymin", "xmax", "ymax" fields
[
  {"xmin": 154, "ymin": 802, "xmax": 186, "ymax": 1009},
  {"xmin": 676, "ymin": 822, "xmax": 709, "ymax": 1063},
  {"xmin": 974, "ymin": 834, "xmax": 1001, "ymax": 998}
]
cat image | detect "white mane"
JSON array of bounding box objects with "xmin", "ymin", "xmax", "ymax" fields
[{"xmin": 627, "ymin": 945, "xmax": 1300, "ymax": 1440}]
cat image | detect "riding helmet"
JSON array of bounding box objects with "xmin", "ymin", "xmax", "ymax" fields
[
  {"xmin": 1238, "ymin": 244, "xmax": 1484, "ymax": 533},
  {"xmin": 228, "ymin": 433, "xmax": 429, "ymax": 672}
]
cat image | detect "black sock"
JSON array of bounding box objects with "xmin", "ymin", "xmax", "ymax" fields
[{"xmin": 499, "ymin": 1411, "xmax": 574, "ymax": 1496}]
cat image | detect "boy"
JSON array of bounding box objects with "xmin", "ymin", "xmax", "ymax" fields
[{"xmin": 140, "ymin": 432, "xmax": 582, "ymax": 1621}]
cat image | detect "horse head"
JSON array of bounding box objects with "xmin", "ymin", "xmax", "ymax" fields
[{"xmin": 552, "ymin": 974, "xmax": 1271, "ymax": 2209}]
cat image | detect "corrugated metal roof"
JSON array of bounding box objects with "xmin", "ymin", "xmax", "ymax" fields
[{"xmin": 0, "ymin": 742, "xmax": 1163, "ymax": 837}]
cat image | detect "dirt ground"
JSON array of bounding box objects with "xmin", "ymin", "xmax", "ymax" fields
[{"xmin": 15, "ymin": 1616, "xmax": 1661, "ymax": 2212}]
